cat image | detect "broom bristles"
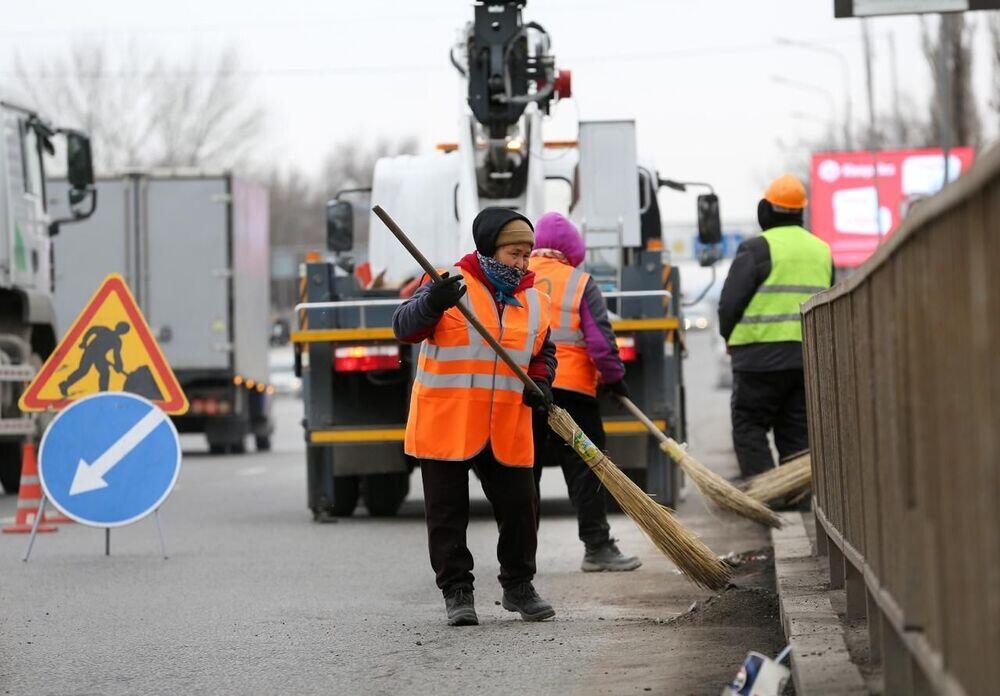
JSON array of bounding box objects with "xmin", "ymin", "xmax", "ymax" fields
[
  {"xmin": 743, "ymin": 454, "xmax": 812, "ymax": 504},
  {"xmin": 547, "ymin": 406, "xmax": 731, "ymax": 590},
  {"xmin": 659, "ymin": 440, "xmax": 781, "ymax": 528}
]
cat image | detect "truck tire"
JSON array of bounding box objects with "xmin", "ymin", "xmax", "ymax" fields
[
  {"xmin": 254, "ymin": 435, "xmax": 271, "ymax": 452},
  {"xmin": 329, "ymin": 475, "xmax": 361, "ymax": 518},
  {"xmin": 362, "ymin": 472, "xmax": 410, "ymax": 517},
  {"xmin": 0, "ymin": 443, "xmax": 21, "ymax": 493}
]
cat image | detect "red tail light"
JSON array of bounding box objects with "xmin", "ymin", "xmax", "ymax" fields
[
  {"xmin": 616, "ymin": 335, "xmax": 637, "ymax": 362},
  {"xmin": 334, "ymin": 344, "xmax": 401, "ymax": 372},
  {"xmin": 190, "ymin": 397, "xmax": 231, "ymax": 416}
]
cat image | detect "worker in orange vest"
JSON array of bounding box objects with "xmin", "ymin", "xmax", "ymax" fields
[
  {"xmin": 393, "ymin": 208, "xmax": 557, "ymax": 627},
  {"xmin": 528, "ymin": 212, "xmax": 641, "ymax": 572}
]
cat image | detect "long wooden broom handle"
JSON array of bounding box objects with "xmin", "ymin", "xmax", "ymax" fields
[
  {"xmin": 372, "ymin": 205, "xmax": 545, "ymax": 401},
  {"xmin": 617, "ymin": 395, "xmax": 675, "ymax": 447}
]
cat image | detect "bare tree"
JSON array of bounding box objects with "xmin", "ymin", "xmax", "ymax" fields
[
  {"xmin": 267, "ymin": 137, "xmax": 418, "ymax": 310},
  {"xmin": 14, "ymin": 41, "xmax": 264, "ymax": 172},
  {"xmin": 921, "ymin": 14, "xmax": 982, "ymax": 149},
  {"xmin": 315, "ymin": 137, "xmax": 420, "ymax": 198},
  {"xmin": 267, "ymin": 136, "xmax": 418, "ymax": 250}
]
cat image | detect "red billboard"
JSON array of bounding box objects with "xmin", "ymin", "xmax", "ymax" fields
[{"xmin": 809, "ymin": 147, "xmax": 975, "ymax": 267}]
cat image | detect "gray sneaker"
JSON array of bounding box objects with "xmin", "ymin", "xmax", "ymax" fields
[
  {"xmin": 581, "ymin": 539, "xmax": 642, "ymax": 572},
  {"xmin": 444, "ymin": 586, "xmax": 478, "ymax": 626}
]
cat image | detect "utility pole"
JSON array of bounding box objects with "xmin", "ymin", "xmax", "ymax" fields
[
  {"xmin": 861, "ymin": 19, "xmax": 883, "ymax": 240},
  {"xmin": 888, "ymin": 32, "xmax": 904, "ymax": 144},
  {"xmin": 938, "ymin": 14, "xmax": 954, "ymax": 185}
]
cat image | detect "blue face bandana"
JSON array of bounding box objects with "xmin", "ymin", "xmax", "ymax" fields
[{"xmin": 477, "ymin": 252, "xmax": 524, "ymax": 307}]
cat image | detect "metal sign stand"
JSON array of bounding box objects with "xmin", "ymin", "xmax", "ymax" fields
[
  {"xmin": 154, "ymin": 509, "xmax": 168, "ymax": 559},
  {"xmin": 22, "ymin": 495, "xmax": 169, "ymax": 562},
  {"xmin": 22, "ymin": 495, "xmax": 49, "ymax": 562}
]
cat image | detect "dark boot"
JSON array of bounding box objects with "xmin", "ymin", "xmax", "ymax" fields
[
  {"xmin": 501, "ymin": 582, "xmax": 555, "ymax": 622},
  {"xmin": 444, "ymin": 586, "xmax": 478, "ymax": 626},
  {"xmin": 581, "ymin": 539, "xmax": 642, "ymax": 572}
]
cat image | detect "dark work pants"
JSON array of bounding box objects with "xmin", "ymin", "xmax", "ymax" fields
[
  {"xmin": 420, "ymin": 447, "xmax": 538, "ymax": 595},
  {"xmin": 532, "ymin": 389, "xmax": 611, "ymax": 547},
  {"xmin": 731, "ymin": 369, "xmax": 810, "ymax": 478}
]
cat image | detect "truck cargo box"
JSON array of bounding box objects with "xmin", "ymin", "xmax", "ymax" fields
[{"xmin": 48, "ymin": 172, "xmax": 272, "ymax": 452}]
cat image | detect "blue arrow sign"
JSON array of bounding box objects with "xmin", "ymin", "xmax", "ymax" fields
[{"xmin": 39, "ymin": 392, "xmax": 181, "ymax": 527}]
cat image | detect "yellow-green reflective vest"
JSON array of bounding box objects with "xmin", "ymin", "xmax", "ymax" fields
[{"xmin": 728, "ymin": 225, "xmax": 832, "ymax": 346}]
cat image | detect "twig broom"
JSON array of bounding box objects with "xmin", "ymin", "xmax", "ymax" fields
[
  {"xmin": 373, "ymin": 205, "xmax": 731, "ymax": 591},
  {"xmin": 743, "ymin": 452, "xmax": 811, "ymax": 505},
  {"xmin": 616, "ymin": 396, "xmax": 781, "ymax": 528}
]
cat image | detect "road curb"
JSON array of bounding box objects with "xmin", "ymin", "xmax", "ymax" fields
[{"xmin": 771, "ymin": 511, "xmax": 868, "ymax": 694}]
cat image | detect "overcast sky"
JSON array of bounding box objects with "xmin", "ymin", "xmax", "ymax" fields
[{"xmin": 2, "ymin": 0, "xmax": 998, "ymax": 226}]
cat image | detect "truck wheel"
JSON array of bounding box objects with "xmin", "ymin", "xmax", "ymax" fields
[
  {"xmin": 254, "ymin": 435, "xmax": 272, "ymax": 452},
  {"xmin": 362, "ymin": 472, "xmax": 410, "ymax": 517},
  {"xmin": 330, "ymin": 475, "xmax": 361, "ymax": 517},
  {"xmin": 0, "ymin": 443, "xmax": 22, "ymax": 493}
]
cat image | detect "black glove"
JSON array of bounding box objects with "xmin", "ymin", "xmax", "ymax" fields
[
  {"xmin": 425, "ymin": 272, "xmax": 466, "ymax": 314},
  {"xmin": 600, "ymin": 379, "xmax": 630, "ymax": 400},
  {"xmin": 523, "ymin": 379, "xmax": 553, "ymax": 411}
]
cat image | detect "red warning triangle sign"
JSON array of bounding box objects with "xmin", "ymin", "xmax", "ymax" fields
[{"xmin": 20, "ymin": 274, "xmax": 188, "ymax": 414}]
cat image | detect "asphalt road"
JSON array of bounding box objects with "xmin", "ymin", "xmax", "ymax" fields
[{"xmin": 0, "ymin": 332, "xmax": 783, "ymax": 696}]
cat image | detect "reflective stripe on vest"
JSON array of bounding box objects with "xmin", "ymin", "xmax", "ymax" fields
[
  {"xmin": 728, "ymin": 226, "xmax": 832, "ymax": 346},
  {"xmin": 405, "ymin": 268, "xmax": 550, "ymax": 466},
  {"xmin": 528, "ymin": 256, "xmax": 599, "ymax": 397}
]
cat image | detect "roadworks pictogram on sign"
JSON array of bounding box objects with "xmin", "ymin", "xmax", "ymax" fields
[{"xmin": 19, "ymin": 274, "xmax": 188, "ymax": 414}]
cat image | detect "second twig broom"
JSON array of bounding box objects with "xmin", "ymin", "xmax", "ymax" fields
[
  {"xmin": 373, "ymin": 205, "xmax": 731, "ymax": 591},
  {"xmin": 743, "ymin": 453, "xmax": 811, "ymax": 505},
  {"xmin": 616, "ymin": 396, "xmax": 781, "ymax": 529}
]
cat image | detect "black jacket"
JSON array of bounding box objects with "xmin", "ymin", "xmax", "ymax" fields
[{"xmin": 718, "ymin": 235, "xmax": 825, "ymax": 372}]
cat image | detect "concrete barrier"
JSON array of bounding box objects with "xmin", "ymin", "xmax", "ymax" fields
[{"xmin": 801, "ymin": 143, "xmax": 1000, "ymax": 696}]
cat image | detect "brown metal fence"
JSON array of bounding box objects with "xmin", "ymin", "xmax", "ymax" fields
[{"xmin": 802, "ymin": 143, "xmax": 1000, "ymax": 696}]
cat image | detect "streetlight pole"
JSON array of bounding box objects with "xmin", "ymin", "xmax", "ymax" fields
[
  {"xmin": 770, "ymin": 76, "xmax": 839, "ymax": 144},
  {"xmin": 775, "ymin": 37, "xmax": 853, "ymax": 150}
]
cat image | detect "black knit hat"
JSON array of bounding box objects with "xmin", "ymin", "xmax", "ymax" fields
[
  {"xmin": 472, "ymin": 207, "xmax": 534, "ymax": 256},
  {"xmin": 757, "ymin": 198, "xmax": 804, "ymax": 231}
]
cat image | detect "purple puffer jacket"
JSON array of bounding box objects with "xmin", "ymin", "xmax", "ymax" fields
[{"xmin": 534, "ymin": 213, "xmax": 625, "ymax": 385}]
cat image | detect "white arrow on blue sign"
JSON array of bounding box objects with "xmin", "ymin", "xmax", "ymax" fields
[{"xmin": 39, "ymin": 392, "xmax": 181, "ymax": 527}]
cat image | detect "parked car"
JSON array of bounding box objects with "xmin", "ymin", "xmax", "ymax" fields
[{"xmin": 269, "ymin": 346, "xmax": 301, "ymax": 396}]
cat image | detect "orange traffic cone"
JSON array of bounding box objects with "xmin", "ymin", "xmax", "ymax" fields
[{"xmin": 2, "ymin": 442, "xmax": 57, "ymax": 534}]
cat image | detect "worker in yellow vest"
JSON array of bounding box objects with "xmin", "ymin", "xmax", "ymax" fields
[
  {"xmin": 718, "ymin": 175, "xmax": 833, "ymax": 478},
  {"xmin": 528, "ymin": 212, "xmax": 641, "ymax": 572},
  {"xmin": 393, "ymin": 208, "xmax": 557, "ymax": 626}
]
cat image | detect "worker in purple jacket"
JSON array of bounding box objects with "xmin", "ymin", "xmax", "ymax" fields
[{"xmin": 528, "ymin": 212, "xmax": 641, "ymax": 572}]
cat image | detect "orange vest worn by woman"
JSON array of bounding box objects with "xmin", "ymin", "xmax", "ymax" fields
[
  {"xmin": 528, "ymin": 255, "xmax": 599, "ymax": 397},
  {"xmin": 404, "ymin": 267, "xmax": 550, "ymax": 467}
]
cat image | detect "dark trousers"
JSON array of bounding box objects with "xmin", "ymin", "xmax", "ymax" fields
[
  {"xmin": 731, "ymin": 369, "xmax": 810, "ymax": 478},
  {"xmin": 532, "ymin": 389, "xmax": 611, "ymax": 547},
  {"xmin": 420, "ymin": 447, "xmax": 538, "ymax": 595}
]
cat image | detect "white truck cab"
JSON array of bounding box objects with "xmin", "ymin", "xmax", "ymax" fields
[{"xmin": 0, "ymin": 98, "xmax": 96, "ymax": 492}]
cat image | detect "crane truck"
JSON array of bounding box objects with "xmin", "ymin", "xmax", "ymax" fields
[
  {"xmin": 0, "ymin": 98, "xmax": 96, "ymax": 492},
  {"xmin": 295, "ymin": 0, "xmax": 722, "ymax": 519}
]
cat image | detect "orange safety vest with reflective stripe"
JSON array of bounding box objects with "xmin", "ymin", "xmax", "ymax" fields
[
  {"xmin": 404, "ymin": 268, "xmax": 551, "ymax": 467},
  {"xmin": 528, "ymin": 256, "xmax": 599, "ymax": 397}
]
